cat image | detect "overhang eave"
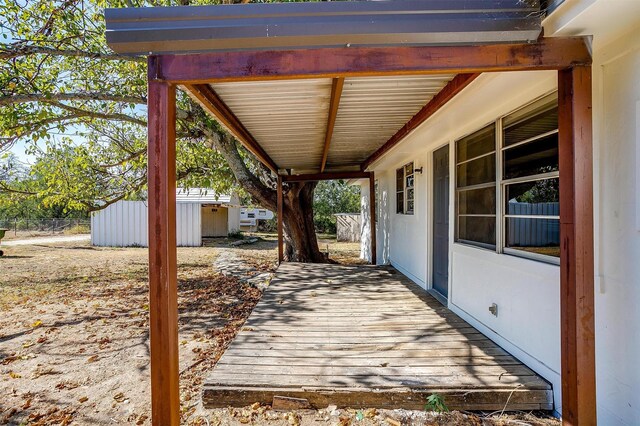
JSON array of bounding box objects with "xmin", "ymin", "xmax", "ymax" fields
[{"xmin": 105, "ymin": 0, "xmax": 544, "ymax": 56}]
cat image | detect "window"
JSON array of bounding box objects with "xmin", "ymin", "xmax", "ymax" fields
[
  {"xmin": 454, "ymin": 93, "xmax": 559, "ymax": 263},
  {"xmin": 396, "ymin": 162, "xmax": 415, "ymax": 215},
  {"xmin": 502, "ymin": 96, "xmax": 559, "ymax": 260},
  {"xmin": 455, "ymin": 125, "xmax": 496, "ymax": 249}
]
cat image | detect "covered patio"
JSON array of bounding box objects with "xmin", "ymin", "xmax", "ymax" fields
[
  {"xmin": 204, "ymin": 262, "xmax": 553, "ymax": 411},
  {"xmin": 104, "ymin": 1, "xmax": 596, "ymax": 425}
]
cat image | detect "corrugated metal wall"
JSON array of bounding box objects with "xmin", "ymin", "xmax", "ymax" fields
[{"xmin": 91, "ymin": 201, "xmax": 202, "ymax": 247}]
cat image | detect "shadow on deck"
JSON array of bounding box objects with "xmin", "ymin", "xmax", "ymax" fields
[{"xmin": 203, "ymin": 262, "xmax": 553, "ymax": 411}]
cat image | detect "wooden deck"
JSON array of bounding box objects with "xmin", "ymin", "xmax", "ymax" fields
[{"xmin": 203, "ymin": 263, "xmax": 553, "ymax": 411}]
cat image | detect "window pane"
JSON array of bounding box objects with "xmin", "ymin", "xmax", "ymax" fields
[
  {"xmin": 396, "ymin": 192, "xmax": 404, "ymax": 214},
  {"xmin": 505, "ymin": 178, "xmax": 560, "ymax": 210},
  {"xmin": 458, "ymin": 187, "xmax": 496, "ymax": 215},
  {"xmin": 458, "ymin": 216, "xmax": 496, "ymax": 247},
  {"xmin": 456, "ymin": 125, "xmax": 495, "ymax": 163},
  {"xmin": 406, "ymin": 188, "xmax": 414, "ymax": 202},
  {"xmin": 405, "ymin": 162, "xmax": 414, "ymax": 175},
  {"xmin": 503, "ymin": 134, "xmax": 558, "ymax": 180},
  {"xmin": 456, "ymin": 154, "xmax": 496, "ymax": 187},
  {"xmin": 396, "ymin": 168, "xmax": 404, "ymax": 192},
  {"xmin": 407, "ymin": 200, "xmax": 414, "ymax": 215},
  {"xmin": 506, "ymin": 217, "xmax": 560, "ymax": 258},
  {"xmin": 406, "ymin": 174, "xmax": 414, "ymax": 188},
  {"xmin": 504, "ymin": 105, "xmax": 558, "ymax": 147}
]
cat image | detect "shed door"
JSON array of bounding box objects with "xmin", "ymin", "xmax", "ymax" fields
[
  {"xmin": 201, "ymin": 206, "xmax": 228, "ymax": 237},
  {"xmin": 432, "ymin": 145, "xmax": 450, "ymax": 299}
]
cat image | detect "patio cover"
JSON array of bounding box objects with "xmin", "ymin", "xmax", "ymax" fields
[
  {"xmin": 103, "ymin": 2, "xmax": 596, "ymax": 425},
  {"xmin": 105, "ymin": 0, "xmax": 544, "ymax": 174}
]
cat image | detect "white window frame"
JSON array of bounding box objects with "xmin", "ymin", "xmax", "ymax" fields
[
  {"xmin": 500, "ymin": 94, "xmax": 560, "ymax": 265},
  {"xmin": 454, "ymin": 124, "xmax": 497, "ymax": 250},
  {"xmin": 395, "ymin": 162, "xmax": 415, "ymax": 215},
  {"xmin": 454, "ymin": 91, "xmax": 560, "ymax": 265}
]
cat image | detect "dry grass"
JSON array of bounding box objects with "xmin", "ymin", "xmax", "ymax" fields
[
  {"xmin": 0, "ymin": 239, "xmax": 559, "ymax": 425},
  {"xmin": 0, "ymin": 242, "xmax": 261, "ymax": 425}
]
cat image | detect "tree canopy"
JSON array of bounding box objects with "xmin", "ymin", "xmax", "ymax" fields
[
  {"xmin": 0, "ymin": 0, "xmax": 246, "ymax": 212},
  {"xmin": 0, "ymin": 0, "xmax": 360, "ymax": 261}
]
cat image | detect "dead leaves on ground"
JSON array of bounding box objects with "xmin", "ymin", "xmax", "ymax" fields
[{"xmin": 1, "ymin": 244, "xmax": 263, "ymax": 426}]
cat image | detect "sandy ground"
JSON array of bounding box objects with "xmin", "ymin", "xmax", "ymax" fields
[
  {"xmin": 0, "ymin": 237, "xmax": 559, "ymax": 425},
  {"xmin": 0, "ymin": 241, "xmax": 262, "ymax": 425},
  {"xmin": 2, "ymin": 235, "xmax": 90, "ymax": 246}
]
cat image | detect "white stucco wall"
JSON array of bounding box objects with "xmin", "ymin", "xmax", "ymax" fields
[
  {"xmin": 368, "ymin": 25, "xmax": 640, "ymax": 421},
  {"xmin": 369, "ymin": 70, "xmax": 563, "ymax": 409},
  {"xmin": 590, "ymin": 26, "xmax": 640, "ymax": 426}
]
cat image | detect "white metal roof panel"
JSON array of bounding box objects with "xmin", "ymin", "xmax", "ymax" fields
[
  {"xmin": 176, "ymin": 188, "xmax": 232, "ymax": 204},
  {"xmin": 212, "ymin": 79, "xmax": 333, "ymax": 172},
  {"xmin": 326, "ymin": 75, "xmax": 456, "ymax": 167}
]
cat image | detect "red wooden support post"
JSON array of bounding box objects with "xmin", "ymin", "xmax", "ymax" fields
[
  {"xmin": 277, "ymin": 175, "xmax": 284, "ymax": 264},
  {"xmin": 147, "ymin": 68, "xmax": 180, "ymax": 425},
  {"xmin": 558, "ymin": 65, "xmax": 596, "ymax": 426},
  {"xmin": 369, "ymin": 172, "xmax": 377, "ymax": 265}
]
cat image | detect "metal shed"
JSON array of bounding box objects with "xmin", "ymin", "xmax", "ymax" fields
[{"xmin": 90, "ymin": 189, "xmax": 240, "ymax": 247}]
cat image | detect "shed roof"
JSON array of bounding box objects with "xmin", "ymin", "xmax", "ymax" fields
[
  {"xmin": 105, "ymin": 0, "xmax": 543, "ymax": 55},
  {"xmin": 176, "ymin": 188, "xmax": 233, "ymax": 204}
]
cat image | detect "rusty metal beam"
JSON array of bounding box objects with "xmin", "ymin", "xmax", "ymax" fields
[
  {"xmin": 558, "ymin": 65, "xmax": 596, "ymax": 426},
  {"xmin": 147, "ymin": 72, "xmax": 179, "ymax": 425},
  {"xmin": 320, "ymin": 77, "xmax": 345, "ymax": 173},
  {"xmin": 282, "ymin": 171, "xmax": 370, "ymax": 183},
  {"xmin": 152, "ymin": 38, "xmax": 591, "ymax": 84},
  {"xmin": 277, "ymin": 175, "xmax": 284, "ymax": 264},
  {"xmin": 369, "ymin": 172, "xmax": 377, "ymax": 265}
]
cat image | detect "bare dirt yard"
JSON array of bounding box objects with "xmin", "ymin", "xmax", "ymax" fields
[{"xmin": 0, "ymin": 236, "xmax": 559, "ymax": 425}]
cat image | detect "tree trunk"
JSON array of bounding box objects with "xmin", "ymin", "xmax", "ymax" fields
[
  {"xmin": 281, "ymin": 181, "xmax": 326, "ymax": 263},
  {"xmin": 212, "ymin": 134, "xmax": 327, "ymax": 263}
]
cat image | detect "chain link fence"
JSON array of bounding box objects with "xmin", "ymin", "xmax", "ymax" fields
[{"xmin": 0, "ymin": 218, "xmax": 91, "ymax": 240}]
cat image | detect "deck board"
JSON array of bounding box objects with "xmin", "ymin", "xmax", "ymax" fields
[{"xmin": 203, "ymin": 262, "xmax": 553, "ymax": 411}]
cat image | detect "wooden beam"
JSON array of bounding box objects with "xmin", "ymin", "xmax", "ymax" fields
[
  {"xmin": 369, "ymin": 172, "xmax": 376, "ymax": 265},
  {"xmin": 155, "ymin": 37, "xmax": 591, "ymax": 84},
  {"xmin": 362, "ymin": 73, "xmax": 480, "ymax": 170},
  {"xmin": 283, "ymin": 171, "xmax": 370, "ymax": 183},
  {"xmin": 277, "ymin": 175, "xmax": 284, "ymax": 264},
  {"xmin": 183, "ymin": 83, "xmax": 278, "ymax": 173},
  {"xmin": 558, "ymin": 65, "xmax": 596, "ymax": 426},
  {"xmin": 147, "ymin": 73, "xmax": 180, "ymax": 425},
  {"xmin": 320, "ymin": 77, "xmax": 345, "ymax": 172}
]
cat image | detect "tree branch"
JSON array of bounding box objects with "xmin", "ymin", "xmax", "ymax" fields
[
  {"xmin": 212, "ymin": 132, "xmax": 277, "ymax": 211},
  {"xmin": 0, "ymin": 181, "xmax": 37, "ymax": 196},
  {"xmin": 0, "ymin": 92, "xmax": 147, "ymax": 106},
  {"xmin": 49, "ymin": 102, "xmax": 147, "ymax": 127},
  {"xmin": 0, "ymin": 45, "xmax": 146, "ymax": 62}
]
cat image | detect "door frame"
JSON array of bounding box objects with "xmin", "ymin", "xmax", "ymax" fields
[{"xmin": 427, "ymin": 141, "xmax": 452, "ymax": 306}]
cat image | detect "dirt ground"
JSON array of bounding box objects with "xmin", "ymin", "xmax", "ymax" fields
[{"xmin": 0, "ymin": 237, "xmax": 559, "ymax": 425}]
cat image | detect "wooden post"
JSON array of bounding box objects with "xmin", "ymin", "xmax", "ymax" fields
[
  {"xmin": 369, "ymin": 172, "xmax": 377, "ymax": 265},
  {"xmin": 147, "ymin": 72, "xmax": 180, "ymax": 425},
  {"xmin": 277, "ymin": 175, "xmax": 284, "ymax": 264},
  {"xmin": 558, "ymin": 65, "xmax": 596, "ymax": 426}
]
